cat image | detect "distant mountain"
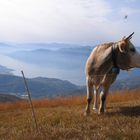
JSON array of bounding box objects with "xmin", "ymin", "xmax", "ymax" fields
[
  {"xmin": 0, "ymin": 42, "xmax": 19, "ymax": 53},
  {"xmin": 7, "ymin": 46, "xmax": 92, "ymax": 84},
  {"xmin": 0, "ymin": 94, "xmax": 22, "ymax": 102},
  {"xmin": 6, "ymin": 46, "xmax": 92, "ymax": 85},
  {"xmin": 111, "ymin": 76, "xmax": 140, "ymax": 91},
  {"xmin": 7, "ymin": 46, "xmax": 140, "ymax": 85},
  {"xmin": 0, "ymin": 65, "xmax": 14, "ymax": 75},
  {"xmin": 0, "ymin": 74, "xmax": 83, "ymax": 98},
  {"xmin": 137, "ymin": 47, "xmax": 140, "ymax": 52},
  {"xmin": 0, "ymin": 74, "xmax": 140, "ymax": 101},
  {"xmin": 8, "ymin": 46, "xmax": 92, "ymax": 69},
  {"xmin": 79, "ymin": 76, "xmax": 140, "ymax": 93},
  {"xmin": 0, "ymin": 42, "xmax": 88, "ymax": 53},
  {"xmin": 18, "ymin": 43, "xmax": 84, "ymax": 50},
  {"xmin": 118, "ymin": 68, "xmax": 140, "ymax": 80}
]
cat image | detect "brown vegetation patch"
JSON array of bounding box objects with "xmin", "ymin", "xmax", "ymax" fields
[{"xmin": 0, "ymin": 90, "xmax": 140, "ymax": 139}]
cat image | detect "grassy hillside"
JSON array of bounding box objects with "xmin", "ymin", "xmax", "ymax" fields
[{"xmin": 0, "ymin": 90, "xmax": 140, "ymax": 140}]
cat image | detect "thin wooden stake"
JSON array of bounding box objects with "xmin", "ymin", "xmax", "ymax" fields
[{"xmin": 21, "ymin": 70, "xmax": 39, "ymax": 132}]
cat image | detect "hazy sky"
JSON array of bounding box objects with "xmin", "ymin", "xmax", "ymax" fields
[{"xmin": 0, "ymin": 0, "xmax": 140, "ymax": 45}]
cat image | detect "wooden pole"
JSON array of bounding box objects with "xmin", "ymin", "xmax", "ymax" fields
[{"xmin": 21, "ymin": 70, "xmax": 39, "ymax": 132}]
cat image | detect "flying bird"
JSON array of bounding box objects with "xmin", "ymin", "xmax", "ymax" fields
[{"xmin": 124, "ymin": 15, "xmax": 128, "ymax": 19}]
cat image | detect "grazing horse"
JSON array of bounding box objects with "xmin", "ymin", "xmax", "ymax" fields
[{"xmin": 85, "ymin": 32, "xmax": 140, "ymax": 115}]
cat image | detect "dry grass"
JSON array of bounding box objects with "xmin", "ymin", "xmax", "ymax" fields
[
  {"xmin": 0, "ymin": 90, "xmax": 140, "ymax": 111},
  {"xmin": 0, "ymin": 90, "xmax": 140, "ymax": 140}
]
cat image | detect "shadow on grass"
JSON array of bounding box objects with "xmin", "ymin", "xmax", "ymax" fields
[
  {"xmin": 119, "ymin": 105, "xmax": 140, "ymax": 117},
  {"xmin": 107, "ymin": 105, "xmax": 140, "ymax": 117}
]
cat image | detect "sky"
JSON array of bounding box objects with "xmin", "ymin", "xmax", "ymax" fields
[{"xmin": 0, "ymin": 0, "xmax": 140, "ymax": 45}]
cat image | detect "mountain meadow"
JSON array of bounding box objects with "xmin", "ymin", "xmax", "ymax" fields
[{"xmin": 0, "ymin": 90, "xmax": 140, "ymax": 140}]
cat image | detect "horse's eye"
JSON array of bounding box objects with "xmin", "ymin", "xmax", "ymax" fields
[{"xmin": 130, "ymin": 48, "xmax": 135, "ymax": 52}]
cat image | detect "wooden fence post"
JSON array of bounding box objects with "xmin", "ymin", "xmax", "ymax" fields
[{"xmin": 21, "ymin": 70, "xmax": 39, "ymax": 132}]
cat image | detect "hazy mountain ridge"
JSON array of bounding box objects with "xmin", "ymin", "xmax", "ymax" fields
[
  {"xmin": 8, "ymin": 46, "xmax": 92, "ymax": 67},
  {"xmin": 0, "ymin": 65, "xmax": 14, "ymax": 75},
  {"xmin": 0, "ymin": 42, "xmax": 88, "ymax": 53},
  {"xmin": 0, "ymin": 42, "xmax": 139, "ymax": 85},
  {"xmin": 7, "ymin": 45, "xmax": 140, "ymax": 85},
  {"xmin": 111, "ymin": 76, "xmax": 140, "ymax": 91},
  {"xmin": 0, "ymin": 74, "xmax": 140, "ymax": 102},
  {"xmin": 0, "ymin": 74, "xmax": 83, "ymax": 98}
]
